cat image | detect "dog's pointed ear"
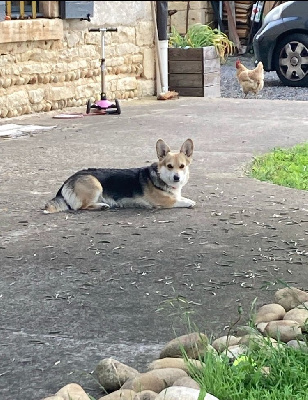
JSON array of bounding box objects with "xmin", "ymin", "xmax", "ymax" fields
[
  {"xmin": 156, "ymin": 139, "xmax": 171, "ymax": 161},
  {"xmin": 180, "ymin": 138, "xmax": 194, "ymax": 158}
]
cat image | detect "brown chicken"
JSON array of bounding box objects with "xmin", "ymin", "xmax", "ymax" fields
[{"xmin": 235, "ymin": 59, "xmax": 264, "ymax": 98}]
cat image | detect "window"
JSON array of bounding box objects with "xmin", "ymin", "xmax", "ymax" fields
[
  {"xmin": 6, "ymin": 1, "xmax": 41, "ymax": 19},
  {"xmin": 3, "ymin": 1, "xmax": 94, "ymax": 20}
]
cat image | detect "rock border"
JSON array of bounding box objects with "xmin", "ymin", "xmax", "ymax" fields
[{"xmin": 41, "ymin": 286, "xmax": 308, "ymax": 400}]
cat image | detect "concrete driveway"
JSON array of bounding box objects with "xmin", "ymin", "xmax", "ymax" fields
[{"xmin": 1, "ymin": 97, "xmax": 308, "ymax": 400}]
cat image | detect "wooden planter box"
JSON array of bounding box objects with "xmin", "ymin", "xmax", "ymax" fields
[{"xmin": 168, "ymin": 47, "xmax": 220, "ymax": 97}]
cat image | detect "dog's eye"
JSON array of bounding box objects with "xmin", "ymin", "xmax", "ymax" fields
[
  {"xmin": 179, "ymin": 164, "xmax": 185, "ymax": 169},
  {"xmin": 167, "ymin": 164, "xmax": 173, "ymax": 169}
]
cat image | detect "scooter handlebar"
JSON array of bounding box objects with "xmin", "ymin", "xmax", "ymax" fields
[{"xmin": 89, "ymin": 27, "xmax": 117, "ymax": 32}]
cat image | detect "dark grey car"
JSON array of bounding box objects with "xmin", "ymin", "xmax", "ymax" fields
[{"xmin": 253, "ymin": 1, "xmax": 308, "ymax": 87}]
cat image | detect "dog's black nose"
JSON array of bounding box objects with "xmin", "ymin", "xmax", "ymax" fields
[{"xmin": 173, "ymin": 174, "xmax": 180, "ymax": 182}]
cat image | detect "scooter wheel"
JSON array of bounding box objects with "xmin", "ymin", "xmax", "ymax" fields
[
  {"xmin": 86, "ymin": 99, "xmax": 91, "ymax": 114},
  {"xmin": 115, "ymin": 99, "xmax": 121, "ymax": 115}
]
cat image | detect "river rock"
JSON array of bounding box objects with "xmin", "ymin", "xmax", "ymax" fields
[
  {"xmin": 138, "ymin": 390, "xmax": 158, "ymax": 400},
  {"xmin": 55, "ymin": 383, "xmax": 89, "ymax": 400},
  {"xmin": 159, "ymin": 332, "xmax": 209, "ymax": 359},
  {"xmin": 148, "ymin": 357, "xmax": 202, "ymax": 373},
  {"xmin": 155, "ymin": 386, "xmax": 219, "ymax": 400},
  {"xmin": 212, "ymin": 335, "xmax": 240, "ymax": 353},
  {"xmin": 172, "ymin": 376, "xmax": 200, "ymax": 389},
  {"xmin": 98, "ymin": 389, "xmax": 139, "ymax": 400},
  {"xmin": 94, "ymin": 358, "xmax": 139, "ymax": 392},
  {"xmin": 41, "ymin": 397, "xmax": 64, "ymax": 400},
  {"xmin": 274, "ymin": 287, "xmax": 308, "ymax": 311},
  {"xmin": 225, "ymin": 344, "xmax": 248, "ymax": 360},
  {"xmin": 264, "ymin": 320, "xmax": 302, "ymax": 342},
  {"xmin": 287, "ymin": 340, "xmax": 308, "ymax": 353},
  {"xmin": 121, "ymin": 371, "xmax": 166, "ymax": 393},
  {"xmin": 255, "ymin": 303, "xmax": 286, "ymax": 324},
  {"xmin": 283, "ymin": 308, "xmax": 308, "ymax": 330}
]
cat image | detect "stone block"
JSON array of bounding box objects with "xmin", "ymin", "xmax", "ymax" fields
[
  {"xmin": 136, "ymin": 79, "xmax": 155, "ymax": 97},
  {"xmin": 2, "ymin": 78, "xmax": 12, "ymax": 88},
  {"xmin": 67, "ymin": 61, "xmax": 82, "ymax": 71},
  {"xmin": 203, "ymin": 46, "xmax": 218, "ymax": 59},
  {"xmin": 77, "ymin": 59, "xmax": 88, "ymax": 70},
  {"xmin": 132, "ymin": 54, "xmax": 143, "ymax": 64},
  {"xmin": 203, "ymin": 84, "xmax": 220, "ymax": 98},
  {"xmin": 0, "ymin": 19, "xmax": 63, "ymax": 44},
  {"xmin": 204, "ymin": 71, "xmax": 220, "ymax": 86},
  {"xmin": 117, "ymin": 77, "xmax": 137, "ymax": 91},
  {"xmin": 49, "ymin": 85, "xmax": 75, "ymax": 101},
  {"xmin": 188, "ymin": 9, "xmax": 206, "ymax": 25},
  {"xmin": 116, "ymin": 43, "xmax": 139, "ymax": 57},
  {"xmin": 190, "ymin": 1, "xmax": 210, "ymax": 10},
  {"xmin": 0, "ymin": 54, "xmax": 14, "ymax": 67},
  {"xmin": 110, "ymin": 57, "xmax": 125, "ymax": 67},
  {"xmin": 75, "ymin": 82, "xmax": 99, "ymax": 99},
  {"xmin": 118, "ymin": 27, "xmax": 136, "ymax": 44},
  {"xmin": 107, "ymin": 45, "xmax": 117, "ymax": 58},
  {"xmin": 106, "ymin": 78, "xmax": 117, "ymax": 93},
  {"xmin": 7, "ymin": 89, "xmax": 29, "ymax": 107},
  {"xmin": 170, "ymin": 7, "xmax": 208, "ymax": 34},
  {"xmin": 28, "ymin": 88, "xmax": 45, "ymax": 104},
  {"xmin": 65, "ymin": 32, "xmax": 80, "ymax": 48},
  {"xmin": 84, "ymin": 32, "xmax": 100, "ymax": 46},
  {"xmin": 168, "ymin": 1, "xmax": 189, "ymax": 12},
  {"xmin": 203, "ymin": 57, "xmax": 220, "ymax": 73},
  {"xmin": 21, "ymin": 63, "xmax": 52, "ymax": 74},
  {"xmin": 136, "ymin": 21, "xmax": 154, "ymax": 47},
  {"xmin": 11, "ymin": 65, "xmax": 21, "ymax": 76},
  {"xmin": 52, "ymin": 62, "xmax": 68, "ymax": 73},
  {"xmin": 77, "ymin": 45, "xmax": 98, "ymax": 59},
  {"xmin": 1, "ymin": 66, "xmax": 13, "ymax": 76},
  {"xmin": 143, "ymin": 48, "xmax": 155, "ymax": 80},
  {"xmin": 29, "ymin": 50, "xmax": 55, "ymax": 62},
  {"xmin": 170, "ymin": 10, "xmax": 188, "ymax": 34}
]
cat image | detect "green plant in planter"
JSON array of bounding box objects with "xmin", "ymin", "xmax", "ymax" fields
[{"xmin": 169, "ymin": 23, "xmax": 234, "ymax": 62}]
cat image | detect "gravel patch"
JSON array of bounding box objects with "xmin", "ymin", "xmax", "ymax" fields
[{"xmin": 221, "ymin": 55, "xmax": 308, "ymax": 101}]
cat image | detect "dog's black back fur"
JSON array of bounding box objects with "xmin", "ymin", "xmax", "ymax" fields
[{"xmin": 57, "ymin": 163, "xmax": 163, "ymax": 201}]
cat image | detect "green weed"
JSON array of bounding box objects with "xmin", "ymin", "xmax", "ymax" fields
[
  {"xmin": 187, "ymin": 338, "xmax": 308, "ymax": 400},
  {"xmin": 249, "ymin": 143, "xmax": 308, "ymax": 190}
]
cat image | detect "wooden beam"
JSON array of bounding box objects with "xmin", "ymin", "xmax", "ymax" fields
[{"xmin": 224, "ymin": 1, "xmax": 240, "ymax": 50}]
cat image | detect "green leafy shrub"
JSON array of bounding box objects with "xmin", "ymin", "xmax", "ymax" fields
[{"xmin": 169, "ymin": 23, "xmax": 234, "ymax": 62}]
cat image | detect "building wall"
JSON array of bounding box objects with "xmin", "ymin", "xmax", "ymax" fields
[
  {"xmin": 0, "ymin": 1, "xmax": 155, "ymax": 118},
  {"xmin": 168, "ymin": 1, "xmax": 214, "ymax": 34}
]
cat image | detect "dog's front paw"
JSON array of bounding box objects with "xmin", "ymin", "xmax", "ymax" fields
[
  {"xmin": 173, "ymin": 197, "xmax": 196, "ymax": 208},
  {"xmin": 100, "ymin": 203, "xmax": 110, "ymax": 210},
  {"xmin": 186, "ymin": 199, "xmax": 196, "ymax": 208}
]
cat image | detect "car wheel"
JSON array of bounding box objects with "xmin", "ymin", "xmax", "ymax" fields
[{"xmin": 274, "ymin": 33, "xmax": 308, "ymax": 87}]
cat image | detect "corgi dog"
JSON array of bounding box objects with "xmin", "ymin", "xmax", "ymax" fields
[{"xmin": 44, "ymin": 138, "xmax": 195, "ymax": 213}]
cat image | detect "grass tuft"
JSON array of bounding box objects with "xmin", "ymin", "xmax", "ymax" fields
[
  {"xmin": 187, "ymin": 340, "xmax": 308, "ymax": 400},
  {"xmin": 249, "ymin": 142, "xmax": 308, "ymax": 190}
]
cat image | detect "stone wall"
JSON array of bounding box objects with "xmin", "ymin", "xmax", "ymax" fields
[
  {"xmin": 168, "ymin": 1, "xmax": 214, "ymax": 34},
  {"xmin": 0, "ymin": 1, "xmax": 155, "ymax": 118}
]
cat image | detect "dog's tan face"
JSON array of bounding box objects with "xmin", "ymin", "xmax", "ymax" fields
[{"xmin": 156, "ymin": 139, "xmax": 193, "ymax": 189}]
